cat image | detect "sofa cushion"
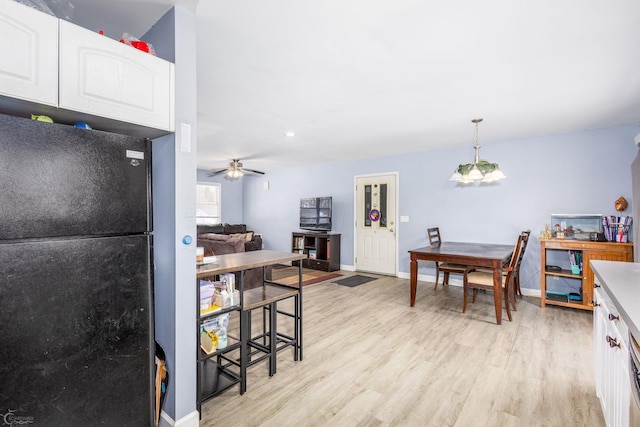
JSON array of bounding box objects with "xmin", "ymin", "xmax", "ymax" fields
[
  {"xmin": 197, "ymin": 224, "xmax": 225, "ymax": 235},
  {"xmin": 224, "ymin": 223, "xmax": 246, "ymax": 234},
  {"xmin": 199, "ymin": 233, "xmax": 231, "ymax": 241},
  {"xmin": 197, "ymin": 236, "xmax": 245, "ymax": 255}
]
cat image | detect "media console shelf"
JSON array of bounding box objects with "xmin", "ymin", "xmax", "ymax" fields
[
  {"xmin": 292, "ymin": 232, "xmax": 341, "ymax": 272},
  {"xmin": 539, "ymin": 238, "xmax": 633, "ymax": 311}
]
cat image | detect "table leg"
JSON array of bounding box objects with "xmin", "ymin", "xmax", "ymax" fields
[
  {"xmin": 269, "ymin": 302, "xmax": 276, "ymax": 376},
  {"xmin": 240, "ymin": 309, "xmax": 249, "ymax": 393},
  {"xmin": 493, "ymin": 262, "xmax": 502, "ymax": 325},
  {"xmin": 297, "ymin": 262, "xmax": 303, "ymax": 361},
  {"xmin": 410, "ymin": 257, "xmax": 417, "ymax": 306}
]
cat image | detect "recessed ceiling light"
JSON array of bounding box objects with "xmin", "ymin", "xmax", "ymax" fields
[{"xmin": 285, "ymin": 131, "xmax": 295, "ymax": 137}]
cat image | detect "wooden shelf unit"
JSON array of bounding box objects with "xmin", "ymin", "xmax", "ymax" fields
[
  {"xmin": 539, "ymin": 238, "xmax": 633, "ymax": 311},
  {"xmin": 292, "ymin": 232, "xmax": 341, "ymax": 272}
]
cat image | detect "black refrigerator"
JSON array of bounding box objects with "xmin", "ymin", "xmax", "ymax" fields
[{"xmin": 0, "ymin": 113, "xmax": 154, "ymax": 426}]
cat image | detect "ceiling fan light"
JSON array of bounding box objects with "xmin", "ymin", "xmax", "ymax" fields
[
  {"xmin": 449, "ymin": 169, "xmax": 462, "ymax": 181},
  {"xmin": 227, "ymin": 169, "xmax": 243, "ymax": 178}
]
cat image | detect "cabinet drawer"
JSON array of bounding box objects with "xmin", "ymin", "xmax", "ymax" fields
[
  {"xmin": 594, "ymin": 286, "xmax": 629, "ymax": 342},
  {"xmin": 305, "ymin": 259, "xmax": 329, "ymax": 271},
  {"xmin": 544, "ymin": 239, "xmax": 631, "ymax": 254}
]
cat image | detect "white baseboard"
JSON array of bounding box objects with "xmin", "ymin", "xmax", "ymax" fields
[{"xmin": 159, "ymin": 409, "xmax": 199, "ymax": 427}]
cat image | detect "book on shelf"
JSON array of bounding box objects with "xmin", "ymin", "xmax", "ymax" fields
[
  {"xmin": 309, "ymin": 249, "xmax": 316, "ymax": 259},
  {"xmin": 200, "ymin": 305, "xmax": 221, "ymax": 316}
]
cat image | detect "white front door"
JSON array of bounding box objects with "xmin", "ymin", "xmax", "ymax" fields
[{"xmin": 355, "ymin": 173, "xmax": 397, "ymax": 275}]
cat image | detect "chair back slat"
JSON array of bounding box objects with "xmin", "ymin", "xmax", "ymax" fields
[
  {"xmin": 508, "ymin": 231, "xmax": 529, "ymax": 273},
  {"xmin": 427, "ymin": 227, "xmax": 441, "ymax": 246}
]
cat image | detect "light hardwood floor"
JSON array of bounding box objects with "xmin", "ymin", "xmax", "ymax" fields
[{"xmin": 200, "ymin": 273, "xmax": 605, "ymax": 427}]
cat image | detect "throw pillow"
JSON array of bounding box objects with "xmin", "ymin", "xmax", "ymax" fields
[{"xmin": 230, "ymin": 232, "xmax": 254, "ymax": 243}]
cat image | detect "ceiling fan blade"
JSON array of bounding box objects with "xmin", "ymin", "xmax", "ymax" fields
[
  {"xmin": 208, "ymin": 168, "xmax": 228, "ymax": 176},
  {"xmin": 241, "ymin": 168, "xmax": 265, "ymax": 175}
]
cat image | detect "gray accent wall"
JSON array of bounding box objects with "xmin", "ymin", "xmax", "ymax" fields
[
  {"xmin": 149, "ymin": 6, "xmax": 198, "ymax": 424},
  {"xmin": 200, "ymin": 123, "xmax": 640, "ymax": 293}
]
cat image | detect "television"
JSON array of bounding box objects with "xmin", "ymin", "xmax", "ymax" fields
[{"xmin": 299, "ymin": 197, "xmax": 332, "ymax": 232}]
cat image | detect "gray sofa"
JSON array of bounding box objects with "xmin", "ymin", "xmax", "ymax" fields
[
  {"xmin": 196, "ymin": 223, "xmax": 269, "ymax": 289},
  {"xmin": 196, "ymin": 223, "xmax": 263, "ymax": 253}
]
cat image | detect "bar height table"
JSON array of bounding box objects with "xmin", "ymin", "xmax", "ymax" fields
[{"xmin": 196, "ymin": 250, "xmax": 306, "ymax": 405}]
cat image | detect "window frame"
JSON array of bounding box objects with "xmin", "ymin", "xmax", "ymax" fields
[{"xmin": 196, "ymin": 181, "xmax": 222, "ymax": 225}]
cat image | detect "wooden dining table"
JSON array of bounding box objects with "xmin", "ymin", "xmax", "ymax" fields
[{"xmin": 409, "ymin": 242, "xmax": 515, "ymax": 324}]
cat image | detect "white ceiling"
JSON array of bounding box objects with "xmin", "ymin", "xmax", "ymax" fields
[{"xmin": 63, "ymin": 0, "xmax": 640, "ymax": 173}]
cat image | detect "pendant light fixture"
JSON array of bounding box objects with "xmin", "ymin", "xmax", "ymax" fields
[{"xmin": 449, "ymin": 118, "xmax": 505, "ymax": 183}]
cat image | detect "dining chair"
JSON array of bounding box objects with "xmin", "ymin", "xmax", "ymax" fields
[
  {"xmin": 427, "ymin": 227, "xmax": 467, "ymax": 290},
  {"xmin": 462, "ymin": 231, "xmax": 528, "ymax": 323},
  {"xmin": 470, "ymin": 229, "xmax": 531, "ymax": 298},
  {"xmin": 513, "ymin": 230, "xmax": 531, "ymax": 297}
]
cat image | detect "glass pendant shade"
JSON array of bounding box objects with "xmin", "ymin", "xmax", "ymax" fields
[
  {"xmin": 467, "ymin": 165, "xmax": 483, "ymax": 180},
  {"xmin": 449, "ymin": 170, "xmax": 462, "ymax": 181}
]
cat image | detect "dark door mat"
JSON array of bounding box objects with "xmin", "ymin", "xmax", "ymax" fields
[{"xmin": 333, "ymin": 275, "xmax": 378, "ymax": 287}]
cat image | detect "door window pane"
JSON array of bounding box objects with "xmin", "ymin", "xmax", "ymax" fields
[
  {"xmin": 364, "ymin": 185, "xmax": 372, "ymax": 227},
  {"xmin": 380, "ymin": 183, "xmax": 387, "ymax": 228}
]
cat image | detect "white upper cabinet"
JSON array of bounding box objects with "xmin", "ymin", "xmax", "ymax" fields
[
  {"xmin": 0, "ymin": 0, "xmax": 174, "ymax": 135},
  {"xmin": 59, "ymin": 20, "xmax": 174, "ymax": 132},
  {"xmin": 0, "ymin": 0, "xmax": 58, "ymax": 106}
]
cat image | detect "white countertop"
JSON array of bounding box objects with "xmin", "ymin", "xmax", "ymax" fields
[{"xmin": 591, "ymin": 260, "xmax": 640, "ymax": 340}]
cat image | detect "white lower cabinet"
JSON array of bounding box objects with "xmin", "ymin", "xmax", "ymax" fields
[
  {"xmin": 594, "ymin": 286, "xmax": 630, "ymax": 427},
  {"xmin": 0, "ymin": 0, "xmax": 58, "ymax": 106}
]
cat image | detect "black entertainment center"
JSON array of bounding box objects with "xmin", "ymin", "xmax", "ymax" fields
[
  {"xmin": 294, "ymin": 196, "xmax": 340, "ymax": 271},
  {"xmin": 291, "ymin": 231, "xmax": 341, "ymax": 272}
]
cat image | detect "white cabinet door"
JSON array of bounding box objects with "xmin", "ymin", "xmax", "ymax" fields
[
  {"xmin": 58, "ymin": 20, "xmax": 174, "ymax": 132},
  {"xmin": 595, "ymin": 287, "xmax": 631, "ymax": 427},
  {"xmin": 0, "ymin": 0, "xmax": 58, "ymax": 106},
  {"xmin": 594, "ymin": 287, "xmax": 607, "ymax": 400}
]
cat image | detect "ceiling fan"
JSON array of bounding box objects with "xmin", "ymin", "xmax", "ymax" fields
[{"xmin": 208, "ymin": 159, "xmax": 265, "ymax": 178}]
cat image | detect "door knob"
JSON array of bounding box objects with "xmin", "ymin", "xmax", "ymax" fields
[{"xmin": 389, "ymin": 228, "xmax": 394, "ymax": 233}]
